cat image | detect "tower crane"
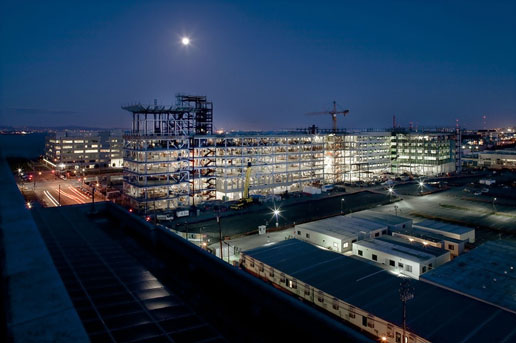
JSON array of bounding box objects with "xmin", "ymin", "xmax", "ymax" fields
[{"xmin": 307, "ymin": 101, "xmax": 350, "ymax": 132}]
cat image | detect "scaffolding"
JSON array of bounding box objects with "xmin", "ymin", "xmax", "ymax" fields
[{"xmin": 122, "ymin": 96, "xmax": 457, "ymax": 212}]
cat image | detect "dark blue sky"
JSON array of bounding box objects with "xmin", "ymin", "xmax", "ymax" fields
[{"xmin": 1, "ymin": 0, "xmax": 515, "ymax": 130}]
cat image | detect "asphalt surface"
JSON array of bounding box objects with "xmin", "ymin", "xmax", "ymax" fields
[{"xmin": 167, "ymin": 191, "xmax": 396, "ymax": 241}]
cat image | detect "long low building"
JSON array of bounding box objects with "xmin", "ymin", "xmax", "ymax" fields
[
  {"xmin": 391, "ymin": 226, "xmax": 467, "ymax": 257},
  {"xmin": 240, "ymin": 239, "xmax": 516, "ymax": 343},
  {"xmin": 351, "ymin": 210, "xmax": 413, "ymax": 230},
  {"xmin": 293, "ymin": 216, "xmax": 388, "ymax": 253},
  {"xmin": 352, "ymin": 236, "xmax": 451, "ymax": 279},
  {"xmin": 414, "ymin": 219, "xmax": 475, "ymax": 243}
]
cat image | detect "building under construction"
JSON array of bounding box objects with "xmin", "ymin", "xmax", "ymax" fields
[{"xmin": 123, "ymin": 95, "xmax": 457, "ymax": 212}]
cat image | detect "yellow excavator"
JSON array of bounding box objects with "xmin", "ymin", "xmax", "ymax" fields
[{"xmin": 230, "ymin": 162, "xmax": 253, "ymax": 210}]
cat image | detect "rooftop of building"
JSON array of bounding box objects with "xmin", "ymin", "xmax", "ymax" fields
[
  {"xmin": 355, "ymin": 235, "xmax": 449, "ymax": 262},
  {"xmin": 391, "ymin": 226, "xmax": 466, "ymax": 244},
  {"xmin": 478, "ymin": 149, "xmax": 516, "ymax": 156},
  {"xmin": 0, "ymin": 157, "xmax": 88, "ymax": 342},
  {"xmin": 421, "ymin": 240, "xmax": 516, "ymax": 314},
  {"xmin": 414, "ymin": 219, "xmax": 474, "ymax": 235},
  {"xmin": 295, "ymin": 216, "xmax": 387, "ymax": 240},
  {"xmin": 349, "ymin": 210, "xmax": 412, "ymax": 227},
  {"xmin": 243, "ymin": 239, "xmax": 516, "ymax": 343},
  {"xmin": 49, "ymin": 130, "xmax": 123, "ymax": 139},
  {"xmin": 5, "ymin": 197, "xmax": 372, "ymax": 342}
]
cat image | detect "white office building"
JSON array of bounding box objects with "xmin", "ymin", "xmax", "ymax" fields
[
  {"xmin": 293, "ymin": 216, "xmax": 388, "ymax": 253},
  {"xmin": 352, "ymin": 236, "xmax": 451, "ymax": 279}
]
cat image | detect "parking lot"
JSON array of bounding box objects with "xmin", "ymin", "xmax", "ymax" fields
[{"xmin": 166, "ymin": 190, "xmax": 396, "ymax": 242}]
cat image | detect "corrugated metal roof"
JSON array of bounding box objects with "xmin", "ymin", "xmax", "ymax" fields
[
  {"xmin": 351, "ymin": 210, "xmax": 412, "ymax": 226},
  {"xmin": 355, "ymin": 236, "xmax": 449, "ymax": 262},
  {"xmin": 295, "ymin": 216, "xmax": 387, "ymax": 240},
  {"xmin": 415, "ymin": 219, "xmax": 473, "ymax": 235}
]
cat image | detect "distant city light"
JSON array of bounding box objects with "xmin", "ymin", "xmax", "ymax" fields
[{"xmin": 181, "ymin": 37, "xmax": 190, "ymax": 46}]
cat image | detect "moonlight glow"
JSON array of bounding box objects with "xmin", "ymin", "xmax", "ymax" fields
[{"xmin": 181, "ymin": 37, "xmax": 190, "ymax": 46}]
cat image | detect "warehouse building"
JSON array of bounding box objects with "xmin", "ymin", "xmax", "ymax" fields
[
  {"xmin": 45, "ymin": 130, "xmax": 123, "ymax": 171},
  {"xmin": 391, "ymin": 226, "xmax": 467, "ymax": 257},
  {"xmin": 293, "ymin": 216, "xmax": 387, "ymax": 253},
  {"xmin": 122, "ymin": 95, "xmax": 458, "ymax": 212},
  {"xmin": 352, "ymin": 236, "xmax": 451, "ymax": 279},
  {"xmin": 241, "ymin": 239, "xmax": 516, "ymax": 343},
  {"xmin": 414, "ymin": 219, "xmax": 475, "ymax": 243},
  {"xmin": 351, "ymin": 210, "xmax": 413, "ymax": 231}
]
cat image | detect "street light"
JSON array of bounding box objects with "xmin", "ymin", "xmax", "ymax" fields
[
  {"xmin": 273, "ymin": 209, "xmax": 280, "ymax": 228},
  {"xmin": 492, "ymin": 197, "xmax": 497, "ymax": 214},
  {"xmin": 388, "ymin": 187, "xmax": 394, "ymax": 201},
  {"xmin": 340, "ymin": 198, "xmax": 345, "ymax": 214}
]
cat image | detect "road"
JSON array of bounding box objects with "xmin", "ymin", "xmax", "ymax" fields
[{"xmin": 18, "ymin": 170, "xmax": 104, "ymax": 207}]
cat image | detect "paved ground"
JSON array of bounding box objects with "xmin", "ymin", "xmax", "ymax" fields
[
  {"xmin": 166, "ymin": 190, "xmax": 397, "ymax": 241},
  {"xmin": 17, "ymin": 169, "xmax": 105, "ymax": 207},
  {"xmin": 203, "ymin": 184, "xmax": 516, "ymax": 260}
]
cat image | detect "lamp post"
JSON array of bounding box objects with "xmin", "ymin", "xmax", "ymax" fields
[
  {"xmin": 394, "ymin": 204, "xmax": 399, "ymax": 216},
  {"xmin": 400, "ymin": 279, "xmax": 414, "ymax": 343},
  {"xmin": 273, "ymin": 209, "xmax": 280, "ymax": 228},
  {"xmin": 418, "ymin": 181, "xmax": 424, "ymax": 195},
  {"xmin": 492, "ymin": 197, "xmax": 497, "ymax": 214},
  {"xmin": 388, "ymin": 187, "xmax": 394, "ymax": 202},
  {"xmin": 340, "ymin": 198, "xmax": 345, "ymax": 214}
]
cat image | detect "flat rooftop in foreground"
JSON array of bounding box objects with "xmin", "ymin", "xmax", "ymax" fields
[
  {"xmin": 243, "ymin": 239, "xmax": 516, "ymax": 343},
  {"xmin": 415, "ymin": 219, "xmax": 473, "ymax": 235},
  {"xmin": 32, "ymin": 205, "xmax": 226, "ymax": 343},
  {"xmin": 421, "ymin": 240, "xmax": 516, "ymax": 313}
]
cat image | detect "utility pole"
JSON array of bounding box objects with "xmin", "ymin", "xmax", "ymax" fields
[
  {"xmin": 400, "ymin": 279, "xmax": 414, "ymax": 343},
  {"xmin": 217, "ymin": 212, "xmax": 223, "ymax": 260},
  {"xmin": 91, "ymin": 185, "xmax": 95, "ymax": 213}
]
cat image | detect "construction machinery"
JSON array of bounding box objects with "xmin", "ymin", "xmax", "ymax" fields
[
  {"xmin": 307, "ymin": 101, "xmax": 350, "ymax": 132},
  {"xmin": 230, "ymin": 162, "xmax": 254, "ymax": 210}
]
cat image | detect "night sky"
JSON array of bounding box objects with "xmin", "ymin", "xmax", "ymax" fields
[{"xmin": 1, "ymin": 0, "xmax": 515, "ymax": 130}]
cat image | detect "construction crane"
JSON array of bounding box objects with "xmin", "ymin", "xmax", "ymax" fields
[
  {"xmin": 230, "ymin": 162, "xmax": 253, "ymax": 210},
  {"xmin": 307, "ymin": 101, "xmax": 350, "ymax": 132}
]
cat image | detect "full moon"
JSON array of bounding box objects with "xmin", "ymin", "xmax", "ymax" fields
[{"xmin": 181, "ymin": 37, "xmax": 190, "ymax": 46}]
